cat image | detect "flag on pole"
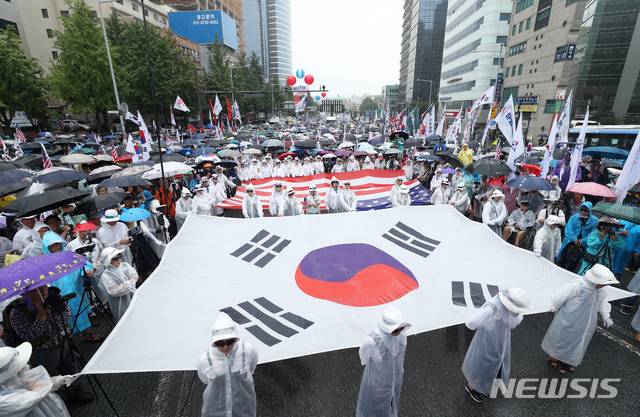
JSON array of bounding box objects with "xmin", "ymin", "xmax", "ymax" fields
[
  {"xmin": 495, "ymin": 95, "xmax": 516, "ymax": 146},
  {"xmin": 137, "ymin": 111, "xmax": 152, "ymax": 152},
  {"xmin": 444, "ymin": 108, "xmax": 462, "ymax": 144},
  {"xmin": 539, "ymin": 114, "xmax": 559, "ymax": 178},
  {"xmin": 15, "ymin": 126, "xmax": 26, "ymax": 143},
  {"xmin": 614, "ymin": 130, "xmax": 640, "ymax": 203},
  {"xmin": 110, "ymin": 138, "xmax": 118, "ymax": 161},
  {"xmin": 435, "ymin": 105, "xmax": 447, "ymax": 137},
  {"xmin": 233, "ymin": 100, "xmax": 242, "ymax": 122},
  {"xmin": 40, "ymin": 144, "xmax": 52, "ymax": 169},
  {"xmin": 505, "ymin": 111, "xmax": 525, "ymax": 173},
  {"xmin": 174, "ymin": 96, "xmax": 190, "ymax": 112},
  {"xmin": 226, "ymin": 97, "xmax": 233, "ymax": 120},
  {"xmin": 495, "ymin": 141, "xmax": 502, "ymax": 160},
  {"xmin": 126, "ymin": 134, "xmax": 136, "ymax": 155},
  {"xmin": 478, "ymin": 85, "xmax": 496, "ymax": 107},
  {"xmin": 295, "ymin": 96, "xmax": 307, "ymax": 113},
  {"xmin": 170, "ymin": 107, "xmax": 176, "ymax": 127},
  {"xmin": 566, "ymin": 107, "xmax": 589, "ymax": 190},
  {"xmin": 125, "ymin": 111, "xmax": 139, "ymax": 124},
  {"xmin": 480, "ymin": 111, "xmax": 492, "ymax": 147},
  {"xmin": 0, "ymin": 137, "xmax": 9, "ymax": 160},
  {"xmin": 14, "ymin": 142, "xmax": 23, "ymax": 158},
  {"xmin": 213, "ymin": 95, "xmax": 223, "ymax": 117},
  {"xmin": 209, "ymin": 98, "xmax": 218, "ymax": 123},
  {"xmin": 556, "ymin": 90, "xmax": 573, "ymax": 143}
]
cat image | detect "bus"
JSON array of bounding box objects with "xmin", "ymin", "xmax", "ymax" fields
[{"xmin": 567, "ymin": 125, "xmax": 640, "ymax": 151}]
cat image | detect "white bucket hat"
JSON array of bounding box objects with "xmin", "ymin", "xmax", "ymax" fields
[
  {"xmin": 399, "ymin": 184, "xmax": 409, "ymax": 194},
  {"xmin": 378, "ymin": 306, "xmax": 411, "ymax": 334},
  {"xmin": 584, "ymin": 264, "xmax": 619, "ymax": 286},
  {"xmin": 101, "ymin": 209, "xmax": 120, "ymax": 223},
  {"xmin": 491, "ymin": 189, "xmax": 505, "ymax": 199},
  {"xmin": 102, "ymin": 247, "xmax": 125, "ymax": 267},
  {"xmin": 246, "ymin": 183, "xmax": 255, "ymax": 191},
  {"xmin": 457, "ymin": 183, "xmax": 466, "ymax": 190},
  {"xmin": 182, "ymin": 187, "xmax": 192, "ymax": 197},
  {"xmin": 0, "ymin": 342, "xmax": 32, "ymax": 383},
  {"xmin": 498, "ymin": 288, "xmax": 533, "ymax": 314},
  {"xmin": 546, "ymin": 215, "xmax": 564, "ymax": 226},
  {"xmin": 286, "ymin": 187, "xmax": 295, "ymax": 195},
  {"xmin": 211, "ymin": 312, "xmax": 239, "ymax": 345}
]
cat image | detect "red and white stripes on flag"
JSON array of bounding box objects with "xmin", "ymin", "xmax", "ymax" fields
[
  {"xmin": 15, "ymin": 126, "xmax": 27, "ymax": 143},
  {"xmin": 110, "ymin": 138, "xmax": 118, "ymax": 161},
  {"xmin": 40, "ymin": 144, "xmax": 52, "ymax": 169}
]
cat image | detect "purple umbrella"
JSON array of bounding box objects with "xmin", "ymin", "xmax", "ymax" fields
[
  {"xmin": 0, "ymin": 252, "xmax": 87, "ymax": 302},
  {"xmin": 334, "ymin": 149, "xmax": 351, "ymax": 157},
  {"xmin": 443, "ymin": 167, "xmax": 456, "ymax": 174}
]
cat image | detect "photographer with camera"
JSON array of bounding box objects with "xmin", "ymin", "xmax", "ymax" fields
[
  {"xmin": 66, "ymin": 221, "xmax": 107, "ymax": 307},
  {"xmin": 536, "ymin": 198, "xmax": 566, "ymax": 231},
  {"xmin": 7, "ymin": 285, "xmax": 94, "ymax": 404},
  {"xmin": 557, "ymin": 202, "xmax": 599, "ymax": 271},
  {"xmin": 576, "ymin": 216, "xmax": 626, "ymax": 275},
  {"xmin": 96, "ymin": 209, "xmax": 133, "ymax": 266}
]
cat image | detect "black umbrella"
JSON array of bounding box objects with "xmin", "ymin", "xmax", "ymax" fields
[
  {"xmin": 0, "ymin": 179, "xmax": 32, "ymax": 197},
  {"xmin": 33, "ymin": 168, "xmax": 88, "ymax": 184},
  {"xmin": 505, "ymin": 175, "xmax": 553, "ymax": 191},
  {"xmin": 405, "ymin": 138, "xmax": 422, "ymax": 147},
  {"xmin": 99, "ymin": 176, "xmax": 152, "ymax": 188},
  {"xmin": 466, "ymin": 141, "xmax": 479, "ymax": 149},
  {"xmin": 14, "ymin": 155, "xmax": 43, "ymax": 169},
  {"xmin": 466, "ymin": 158, "xmax": 513, "ymax": 176},
  {"xmin": 152, "ymin": 153, "xmax": 187, "ymax": 163},
  {"xmin": 390, "ymin": 131, "xmax": 410, "ymax": 140},
  {"xmin": 19, "ymin": 142, "xmax": 44, "ymax": 151},
  {"xmin": 248, "ymin": 144, "xmax": 264, "ymax": 151},
  {"xmin": 426, "ymin": 134, "xmax": 442, "ymax": 141},
  {"xmin": 0, "ymin": 161, "xmax": 29, "ymax": 172},
  {"xmin": 55, "ymin": 139, "xmax": 81, "ymax": 146},
  {"xmin": 87, "ymin": 171, "xmax": 116, "ymax": 185},
  {"xmin": 215, "ymin": 160, "xmax": 238, "ymax": 168},
  {"xmin": 416, "ymin": 154, "xmax": 442, "ymax": 162},
  {"xmin": 517, "ymin": 155, "xmax": 542, "ymax": 165},
  {"xmin": 75, "ymin": 192, "xmax": 128, "ymax": 215},
  {"xmin": 2, "ymin": 187, "xmax": 88, "ymax": 218},
  {"xmin": 0, "ymin": 169, "xmax": 34, "ymax": 185},
  {"xmin": 435, "ymin": 152, "xmax": 464, "ymax": 169},
  {"xmin": 294, "ymin": 140, "xmax": 318, "ymax": 149}
]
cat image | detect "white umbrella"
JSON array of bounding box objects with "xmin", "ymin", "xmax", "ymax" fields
[
  {"xmin": 242, "ymin": 148, "xmax": 262, "ymax": 155},
  {"xmin": 240, "ymin": 141, "xmax": 252, "ymax": 148},
  {"xmin": 338, "ymin": 141, "xmax": 355, "ymax": 149},
  {"xmin": 322, "ymin": 154, "xmax": 337, "ymax": 159},
  {"xmin": 364, "ymin": 149, "xmax": 378, "ymax": 155},
  {"xmin": 142, "ymin": 162, "xmax": 192, "ymax": 180},
  {"xmin": 195, "ymin": 154, "xmax": 221, "ymax": 163},
  {"xmin": 59, "ymin": 154, "xmax": 96, "ymax": 164},
  {"xmin": 90, "ymin": 165, "xmax": 122, "ymax": 175},
  {"xmin": 112, "ymin": 165, "xmax": 153, "ymax": 177},
  {"xmin": 93, "ymin": 154, "xmax": 115, "ymax": 162}
]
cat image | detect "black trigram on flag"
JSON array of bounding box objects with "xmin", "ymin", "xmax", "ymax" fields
[
  {"xmin": 221, "ymin": 297, "xmax": 314, "ymax": 347},
  {"xmin": 382, "ymin": 222, "xmax": 441, "ymax": 257},
  {"xmin": 451, "ymin": 281, "xmax": 500, "ymax": 308},
  {"xmin": 230, "ymin": 229, "xmax": 291, "ymax": 268}
]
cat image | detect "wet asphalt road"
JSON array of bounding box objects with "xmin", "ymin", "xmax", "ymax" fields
[{"xmin": 67, "ymin": 277, "xmax": 640, "ymax": 417}]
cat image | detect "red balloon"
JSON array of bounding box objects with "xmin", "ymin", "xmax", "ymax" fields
[
  {"xmin": 287, "ymin": 75, "xmax": 296, "ymax": 86},
  {"xmin": 321, "ymin": 92, "xmax": 326, "ymax": 98},
  {"xmin": 304, "ymin": 74, "xmax": 314, "ymax": 85}
]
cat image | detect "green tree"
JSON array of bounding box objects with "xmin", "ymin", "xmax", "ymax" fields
[
  {"xmin": 359, "ymin": 97, "xmax": 378, "ymax": 114},
  {"xmin": 48, "ymin": 0, "xmax": 115, "ymax": 132},
  {"xmin": 0, "ymin": 26, "xmax": 48, "ymax": 130}
]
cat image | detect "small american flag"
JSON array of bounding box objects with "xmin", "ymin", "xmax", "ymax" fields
[
  {"xmin": 495, "ymin": 141, "xmax": 502, "ymax": 160},
  {"xmin": 41, "ymin": 144, "xmax": 52, "ymax": 169},
  {"xmin": 15, "ymin": 126, "xmax": 27, "ymax": 143},
  {"xmin": 110, "ymin": 138, "xmax": 118, "ymax": 161}
]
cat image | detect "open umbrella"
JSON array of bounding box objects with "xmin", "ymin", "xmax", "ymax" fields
[
  {"xmin": 591, "ymin": 202, "xmax": 640, "ymax": 224},
  {"xmin": 405, "ymin": 138, "xmax": 422, "ymax": 147},
  {"xmin": 182, "ymin": 139, "xmax": 201, "ymax": 146},
  {"xmin": 192, "ymin": 147, "xmax": 217, "ymax": 156},
  {"xmin": 89, "ymin": 165, "xmax": 121, "ymax": 175},
  {"xmin": 93, "ymin": 154, "xmax": 115, "ymax": 163},
  {"xmin": 75, "ymin": 192, "xmax": 128, "ymax": 215},
  {"xmin": 142, "ymin": 162, "xmax": 192, "ymax": 179},
  {"xmin": 58, "ymin": 153, "xmax": 96, "ymax": 164},
  {"xmin": 357, "ymin": 142, "xmax": 374, "ymax": 150},
  {"xmin": 390, "ymin": 131, "xmax": 409, "ymax": 140},
  {"xmin": 242, "ymin": 148, "xmax": 263, "ymax": 155},
  {"xmin": 0, "ymin": 161, "xmax": 29, "ymax": 172},
  {"xmin": 416, "ymin": 154, "xmax": 442, "ymax": 162},
  {"xmin": 567, "ymin": 182, "xmax": 616, "ymax": 198},
  {"xmin": 33, "ymin": 167, "xmax": 88, "ymax": 184},
  {"xmin": 466, "ymin": 158, "xmax": 513, "ymax": 176},
  {"xmin": 218, "ymin": 149, "xmax": 241, "ymax": 158},
  {"xmin": 352, "ymin": 151, "xmax": 369, "ymax": 157},
  {"xmin": 152, "ymin": 153, "xmax": 187, "ymax": 163},
  {"xmin": 99, "ymin": 176, "xmax": 152, "ymax": 188},
  {"xmin": 320, "ymin": 138, "xmax": 335, "ymax": 145},
  {"xmin": 73, "ymin": 222, "xmax": 98, "ymax": 232},
  {"xmin": 263, "ymin": 139, "xmax": 284, "ymax": 148},
  {"xmin": 2, "ymin": 187, "xmax": 88, "ymax": 218},
  {"xmin": 119, "ymin": 208, "xmax": 151, "ymax": 222},
  {"xmin": 338, "ymin": 141, "xmax": 355, "ymax": 149},
  {"xmin": 505, "ymin": 175, "xmax": 554, "ymax": 191},
  {"xmin": 335, "ymin": 149, "xmax": 351, "ymax": 156},
  {"xmin": 0, "ymin": 252, "xmax": 88, "ymax": 303},
  {"xmin": 294, "ymin": 140, "xmax": 318, "ymax": 149},
  {"xmin": 0, "ymin": 179, "xmax": 32, "ymax": 196},
  {"xmin": 111, "ymin": 165, "xmax": 153, "ymax": 178},
  {"xmin": 0, "ymin": 169, "xmax": 34, "ymax": 185},
  {"xmin": 582, "ymin": 146, "xmax": 630, "ymax": 160}
]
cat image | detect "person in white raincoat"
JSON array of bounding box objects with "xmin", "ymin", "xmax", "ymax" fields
[
  {"xmin": 541, "ymin": 264, "xmax": 618, "ymax": 373},
  {"xmin": 391, "ymin": 184, "xmax": 411, "ymax": 207},
  {"xmin": 0, "ymin": 343, "xmax": 74, "ymax": 417},
  {"xmin": 210, "ymin": 175, "xmax": 227, "ymax": 217},
  {"xmin": 302, "ymin": 158, "xmax": 314, "ymax": 176},
  {"xmin": 346, "ymin": 156, "xmax": 360, "ymax": 172},
  {"xmin": 248, "ymin": 160, "xmax": 262, "ymax": 180},
  {"xmin": 272, "ymin": 160, "xmax": 285, "ymax": 177},
  {"xmin": 175, "ymin": 189, "xmax": 193, "ymax": 231},
  {"xmin": 305, "ymin": 185, "xmax": 322, "ymax": 214},
  {"xmin": 278, "ymin": 187, "xmax": 304, "ymax": 217},
  {"xmin": 541, "ymin": 175, "xmax": 562, "ymax": 200},
  {"xmin": 325, "ymin": 177, "xmax": 342, "ymax": 214},
  {"xmin": 430, "ymin": 168, "xmax": 444, "ymax": 192},
  {"xmin": 482, "ymin": 189, "xmax": 508, "ymax": 235},
  {"xmin": 331, "ymin": 159, "xmax": 345, "ymax": 173},
  {"xmin": 12, "ymin": 216, "xmax": 37, "ymax": 252},
  {"xmin": 21, "ymin": 222, "xmax": 50, "ymax": 258},
  {"xmin": 196, "ymin": 312, "xmax": 258, "ymax": 417},
  {"xmin": 268, "ymin": 183, "xmax": 286, "ymax": 216},
  {"xmin": 533, "ymin": 215, "xmax": 564, "ymax": 262},
  {"xmin": 389, "ymin": 177, "xmax": 405, "ymax": 203},
  {"xmin": 362, "ymin": 156, "xmax": 375, "ymax": 170},
  {"xmin": 289, "ymin": 159, "xmax": 304, "ymax": 177},
  {"xmin": 98, "ymin": 247, "xmax": 138, "ymax": 323},
  {"xmin": 214, "ymin": 166, "xmax": 236, "ymax": 191},
  {"xmin": 462, "ymin": 288, "xmax": 532, "ymax": 402},
  {"xmin": 96, "ymin": 209, "xmax": 133, "ymax": 266},
  {"xmin": 403, "ymin": 159, "xmax": 413, "ymax": 180},
  {"xmin": 236, "ymin": 161, "xmax": 250, "ymax": 182},
  {"xmin": 450, "ymin": 183, "xmax": 470, "ymax": 214},
  {"xmin": 314, "ymin": 156, "xmax": 325, "ymax": 174},
  {"xmin": 242, "ymin": 184, "xmax": 263, "ymax": 218},
  {"xmin": 431, "ymin": 179, "xmax": 452, "ymax": 205},
  {"xmin": 339, "ymin": 181, "xmax": 358, "ymax": 212},
  {"xmin": 192, "ymin": 185, "xmax": 217, "ymax": 216},
  {"xmin": 356, "ymin": 307, "xmax": 410, "ymax": 417},
  {"xmin": 260, "ymin": 160, "xmax": 272, "ymax": 178}
]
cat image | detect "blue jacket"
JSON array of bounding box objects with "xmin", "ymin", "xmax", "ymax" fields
[{"xmin": 558, "ymin": 202, "xmax": 598, "ymax": 260}]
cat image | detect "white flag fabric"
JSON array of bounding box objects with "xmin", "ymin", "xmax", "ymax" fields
[
  {"xmin": 125, "ymin": 111, "xmax": 139, "ymax": 125},
  {"xmin": 480, "ymin": 111, "xmax": 492, "ymax": 147},
  {"xmin": 495, "ymin": 96, "xmax": 516, "ymax": 145},
  {"xmin": 173, "ymin": 95, "xmax": 190, "ymax": 112},
  {"xmin": 425, "ymin": 104, "xmax": 435, "ymax": 137},
  {"xmin": 557, "ymin": 90, "xmax": 573, "ymax": 143},
  {"xmin": 614, "ymin": 131, "xmax": 640, "ymax": 203},
  {"xmin": 435, "ymin": 105, "xmax": 447, "ymax": 137},
  {"xmin": 506, "ymin": 112, "xmax": 525, "ymax": 172},
  {"xmin": 478, "ymin": 85, "xmax": 495, "ymax": 107},
  {"xmin": 444, "ymin": 109, "xmax": 462, "ymax": 144},
  {"xmin": 539, "ymin": 114, "xmax": 559, "ymax": 179},
  {"xmin": 567, "ymin": 107, "xmax": 589, "ymax": 190},
  {"xmin": 82, "ymin": 206, "xmax": 631, "ymax": 374},
  {"xmin": 170, "ymin": 107, "xmax": 176, "ymax": 126},
  {"xmin": 136, "ymin": 111, "xmax": 152, "ymax": 160},
  {"xmin": 213, "ymin": 95, "xmax": 223, "ymax": 116},
  {"xmin": 295, "ymin": 96, "xmax": 307, "ymax": 113},
  {"xmin": 126, "ymin": 134, "xmax": 136, "ymax": 155}
]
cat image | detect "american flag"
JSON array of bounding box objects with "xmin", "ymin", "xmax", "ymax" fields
[
  {"xmin": 110, "ymin": 138, "xmax": 118, "ymax": 161},
  {"xmin": 15, "ymin": 126, "xmax": 27, "ymax": 143},
  {"xmin": 40, "ymin": 144, "xmax": 52, "ymax": 169},
  {"xmin": 496, "ymin": 141, "xmax": 502, "ymax": 160},
  {"xmin": 217, "ymin": 170, "xmax": 431, "ymax": 210}
]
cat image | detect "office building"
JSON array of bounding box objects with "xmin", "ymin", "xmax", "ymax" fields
[
  {"xmin": 568, "ymin": 0, "xmax": 640, "ymax": 119},
  {"xmin": 382, "ymin": 85, "xmax": 401, "ymax": 110},
  {"xmin": 242, "ymin": 0, "xmax": 292, "ymax": 84},
  {"xmin": 438, "ymin": 0, "xmax": 512, "ymax": 110},
  {"xmin": 399, "ymin": 0, "xmax": 448, "ymax": 107},
  {"xmin": 500, "ymin": 0, "xmax": 587, "ymax": 139}
]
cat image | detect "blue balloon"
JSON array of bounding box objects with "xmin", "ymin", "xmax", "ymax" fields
[
  {"xmin": 315, "ymin": 95, "xmax": 321, "ymax": 100},
  {"xmin": 296, "ymin": 68, "xmax": 305, "ymax": 79}
]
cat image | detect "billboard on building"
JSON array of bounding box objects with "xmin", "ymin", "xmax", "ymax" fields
[{"xmin": 168, "ymin": 10, "xmax": 237, "ymax": 49}]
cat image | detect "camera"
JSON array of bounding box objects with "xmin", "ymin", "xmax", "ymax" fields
[
  {"xmin": 128, "ymin": 227, "xmax": 142, "ymax": 237},
  {"xmin": 44, "ymin": 286, "xmax": 76, "ymax": 313},
  {"xmin": 579, "ymin": 216, "xmax": 589, "ymax": 225},
  {"xmin": 74, "ymin": 243, "xmax": 96, "ymax": 254},
  {"xmin": 607, "ymin": 229, "xmax": 617, "ymax": 236}
]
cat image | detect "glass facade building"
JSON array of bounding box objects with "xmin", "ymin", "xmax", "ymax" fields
[
  {"xmin": 242, "ymin": 0, "xmax": 292, "ymax": 84},
  {"xmin": 399, "ymin": 0, "xmax": 448, "ymax": 107},
  {"xmin": 568, "ymin": 0, "xmax": 640, "ymax": 118}
]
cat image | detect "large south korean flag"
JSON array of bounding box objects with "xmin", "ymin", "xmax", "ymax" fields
[{"xmin": 83, "ymin": 206, "xmax": 631, "ymax": 374}]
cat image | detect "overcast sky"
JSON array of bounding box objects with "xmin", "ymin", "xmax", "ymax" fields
[{"xmin": 290, "ymin": 0, "xmax": 402, "ymax": 99}]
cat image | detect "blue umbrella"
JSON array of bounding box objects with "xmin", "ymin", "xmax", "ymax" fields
[
  {"xmin": 182, "ymin": 139, "xmax": 201, "ymax": 146},
  {"xmin": 0, "ymin": 252, "xmax": 88, "ymax": 302},
  {"xmin": 119, "ymin": 207, "xmax": 151, "ymax": 222},
  {"xmin": 103, "ymin": 135, "xmax": 118, "ymax": 139},
  {"xmin": 0, "ymin": 169, "xmax": 33, "ymax": 185},
  {"xmin": 192, "ymin": 147, "xmax": 217, "ymax": 156},
  {"xmin": 38, "ymin": 132, "xmax": 54, "ymax": 137},
  {"xmin": 34, "ymin": 140, "xmax": 50, "ymax": 145},
  {"xmin": 368, "ymin": 137, "xmax": 385, "ymax": 146},
  {"xmin": 505, "ymin": 175, "xmax": 554, "ymax": 191},
  {"xmin": 194, "ymin": 133, "xmax": 206, "ymax": 139},
  {"xmin": 582, "ymin": 146, "xmax": 629, "ymax": 160}
]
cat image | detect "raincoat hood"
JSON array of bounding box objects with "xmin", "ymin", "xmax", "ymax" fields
[
  {"xmin": 143, "ymin": 190, "xmax": 154, "ymax": 210},
  {"xmin": 580, "ymin": 201, "xmax": 593, "ymax": 213},
  {"xmin": 31, "ymin": 222, "xmax": 50, "ymax": 246},
  {"xmin": 211, "ymin": 312, "xmax": 239, "ymax": 344},
  {"xmin": 42, "ymin": 231, "xmax": 66, "ymax": 253}
]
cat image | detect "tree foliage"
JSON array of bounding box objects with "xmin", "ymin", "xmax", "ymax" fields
[
  {"xmin": 0, "ymin": 26, "xmax": 48, "ymax": 129},
  {"xmin": 48, "ymin": 0, "xmax": 114, "ymax": 131},
  {"xmin": 359, "ymin": 97, "xmax": 378, "ymax": 113}
]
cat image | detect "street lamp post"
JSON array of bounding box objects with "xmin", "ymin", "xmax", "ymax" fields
[{"xmin": 98, "ymin": 0, "xmax": 126, "ymax": 135}]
